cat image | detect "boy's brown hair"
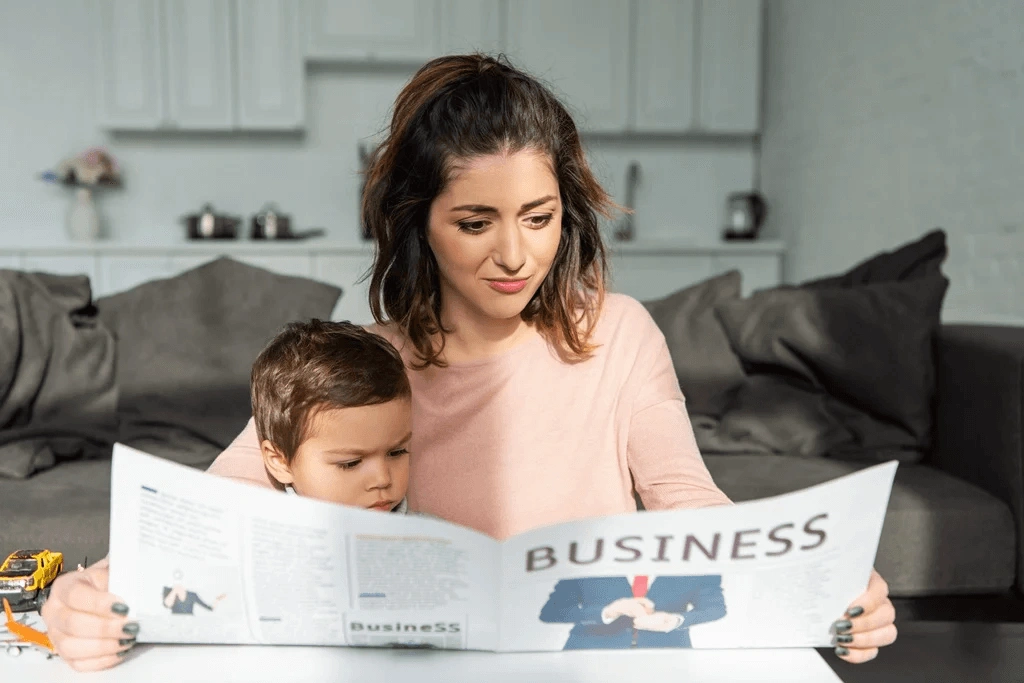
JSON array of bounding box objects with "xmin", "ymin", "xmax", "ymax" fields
[{"xmin": 251, "ymin": 319, "xmax": 410, "ymax": 462}]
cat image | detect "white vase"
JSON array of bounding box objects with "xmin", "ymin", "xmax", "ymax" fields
[{"xmin": 67, "ymin": 187, "xmax": 101, "ymax": 241}]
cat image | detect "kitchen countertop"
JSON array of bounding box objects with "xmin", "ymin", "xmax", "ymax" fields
[{"xmin": 0, "ymin": 238, "xmax": 785, "ymax": 255}]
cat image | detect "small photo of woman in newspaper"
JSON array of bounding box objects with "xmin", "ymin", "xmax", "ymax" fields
[
  {"xmin": 161, "ymin": 570, "xmax": 227, "ymax": 616},
  {"xmin": 539, "ymin": 575, "xmax": 725, "ymax": 649}
]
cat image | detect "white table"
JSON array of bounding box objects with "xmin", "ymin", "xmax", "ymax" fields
[{"xmin": 2, "ymin": 645, "xmax": 843, "ymax": 682}]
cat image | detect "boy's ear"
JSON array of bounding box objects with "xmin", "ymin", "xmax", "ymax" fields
[{"xmin": 260, "ymin": 440, "xmax": 294, "ymax": 487}]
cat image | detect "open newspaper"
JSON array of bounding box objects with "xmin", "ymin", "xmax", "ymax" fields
[{"xmin": 108, "ymin": 444, "xmax": 896, "ymax": 652}]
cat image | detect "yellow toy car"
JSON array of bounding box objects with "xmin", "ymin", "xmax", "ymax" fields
[{"xmin": 0, "ymin": 550, "xmax": 64, "ymax": 612}]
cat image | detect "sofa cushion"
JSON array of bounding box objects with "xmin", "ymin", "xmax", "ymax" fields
[
  {"xmin": 96, "ymin": 257, "xmax": 342, "ymax": 469},
  {"xmin": 642, "ymin": 271, "xmax": 747, "ymax": 417},
  {"xmin": 703, "ymin": 454, "xmax": 1016, "ymax": 596},
  {"xmin": 0, "ymin": 458, "xmax": 112, "ymax": 566},
  {"xmin": 712, "ymin": 275, "xmax": 948, "ymax": 462},
  {"xmin": 0, "ymin": 271, "xmax": 117, "ymax": 478},
  {"xmin": 801, "ymin": 228, "xmax": 948, "ymax": 288}
]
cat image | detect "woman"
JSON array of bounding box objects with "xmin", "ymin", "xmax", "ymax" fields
[{"xmin": 42, "ymin": 54, "xmax": 896, "ymax": 670}]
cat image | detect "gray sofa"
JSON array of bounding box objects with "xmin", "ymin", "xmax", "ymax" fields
[
  {"xmin": 704, "ymin": 324, "xmax": 1024, "ymax": 597},
  {"xmin": 1, "ymin": 324, "xmax": 1021, "ymax": 599}
]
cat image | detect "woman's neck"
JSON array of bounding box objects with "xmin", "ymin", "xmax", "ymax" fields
[{"xmin": 437, "ymin": 301, "xmax": 538, "ymax": 364}]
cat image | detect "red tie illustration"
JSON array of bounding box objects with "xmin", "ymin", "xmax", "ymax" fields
[{"xmin": 632, "ymin": 575, "xmax": 649, "ymax": 599}]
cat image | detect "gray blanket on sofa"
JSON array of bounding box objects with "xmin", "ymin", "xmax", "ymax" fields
[{"xmin": 0, "ymin": 270, "xmax": 118, "ymax": 478}]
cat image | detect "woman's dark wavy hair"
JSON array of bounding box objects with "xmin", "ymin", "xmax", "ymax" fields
[{"xmin": 364, "ymin": 53, "xmax": 615, "ymax": 368}]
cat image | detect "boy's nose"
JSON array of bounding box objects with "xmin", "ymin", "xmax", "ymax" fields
[{"xmin": 367, "ymin": 460, "xmax": 393, "ymax": 490}]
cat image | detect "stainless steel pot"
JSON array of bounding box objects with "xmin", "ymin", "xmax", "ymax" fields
[{"xmin": 182, "ymin": 203, "xmax": 241, "ymax": 240}]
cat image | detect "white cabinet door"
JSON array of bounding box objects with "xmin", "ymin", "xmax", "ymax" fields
[
  {"xmin": 95, "ymin": 0, "xmax": 165, "ymax": 129},
  {"xmin": 314, "ymin": 254, "xmax": 375, "ymax": 325},
  {"xmin": 170, "ymin": 253, "xmax": 314, "ymax": 279},
  {"xmin": 0, "ymin": 254, "xmax": 22, "ymax": 270},
  {"xmin": 305, "ymin": 0, "xmax": 440, "ymax": 62},
  {"xmin": 712, "ymin": 253, "xmax": 781, "ymax": 296},
  {"xmin": 608, "ymin": 254, "xmax": 715, "ymax": 301},
  {"xmin": 164, "ymin": 0, "xmax": 236, "ymax": 129},
  {"xmin": 633, "ymin": 0, "xmax": 697, "ymax": 132},
  {"xmin": 505, "ymin": 0, "xmax": 630, "ymax": 132},
  {"xmin": 230, "ymin": 254, "xmax": 315, "ymax": 279},
  {"xmin": 98, "ymin": 255, "xmax": 182, "ymax": 296},
  {"xmin": 697, "ymin": 0, "xmax": 763, "ymax": 133},
  {"xmin": 438, "ymin": 0, "xmax": 502, "ymax": 55},
  {"xmin": 235, "ymin": 0, "xmax": 305, "ymax": 129},
  {"xmin": 21, "ymin": 255, "xmax": 100, "ymax": 291}
]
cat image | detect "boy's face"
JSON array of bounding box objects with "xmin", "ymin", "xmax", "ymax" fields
[{"xmin": 261, "ymin": 398, "xmax": 411, "ymax": 510}]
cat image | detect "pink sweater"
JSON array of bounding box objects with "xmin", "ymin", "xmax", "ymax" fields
[{"xmin": 207, "ymin": 293, "xmax": 732, "ymax": 539}]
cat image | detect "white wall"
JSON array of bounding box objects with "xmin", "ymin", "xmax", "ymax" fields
[
  {"xmin": 0, "ymin": 1, "xmax": 755, "ymax": 249},
  {"xmin": 760, "ymin": 0, "xmax": 1024, "ymax": 324}
]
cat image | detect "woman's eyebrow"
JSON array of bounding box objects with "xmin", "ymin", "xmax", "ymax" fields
[{"xmin": 450, "ymin": 195, "xmax": 557, "ymax": 215}]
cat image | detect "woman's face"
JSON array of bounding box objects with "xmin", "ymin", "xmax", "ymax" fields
[{"xmin": 426, "ymin": 149, "xmax": 562, "ymax": 325}]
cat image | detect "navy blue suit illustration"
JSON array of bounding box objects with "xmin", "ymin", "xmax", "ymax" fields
[{"xmin": 539, "ymin": 575, "xmax": 726, "ymax": 649}]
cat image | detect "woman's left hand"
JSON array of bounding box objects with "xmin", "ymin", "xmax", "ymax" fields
[{"xmin": 831, "ymin": 569, "xmax": 897, "ymax": 663}]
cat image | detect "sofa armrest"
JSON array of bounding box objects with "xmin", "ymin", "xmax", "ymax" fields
[{"xmin": 930, "ymin": 324, "xmax": 1024, "ymax": 593}]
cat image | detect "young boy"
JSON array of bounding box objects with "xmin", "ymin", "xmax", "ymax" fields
[{"xmin": 250, "ymin": 319, "xmax": 411, "ymax": 513}]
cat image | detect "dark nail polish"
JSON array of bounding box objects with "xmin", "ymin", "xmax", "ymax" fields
[
  {"xmin": 122, "ymin": 622, "xmax": 140, "ymax": 636},
  {"xmin": 846, "ymin": 605, "xmax": 864, "ymax": 618},
  {"xmin": 835, "ymin": 634, "xmax": 854, "ymax": 644},
  {"xmin": 111, "ymin": 603, "xmax": 130, "ymax": 616},
  {"xmin": 834, "ymin": 619, "xmax": 852, "ymax": 633},
  {"xmin": 118, "ymin": 638, "xmax": 136, "ymax": 646},
  {"xmin": 835, "ymin": 646, "xmax": 850, "ymax": 657},
  {"xmin": 116, "ymin": 649, "xmax": 130, "ymax": 658}
]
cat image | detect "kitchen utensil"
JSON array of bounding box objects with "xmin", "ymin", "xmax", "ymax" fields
[
  {"xmin": 182, "ymin": 203, "xmax": 241, "ymax": 240},
  {"xmin": 249, "ymin": 203, "xmax": 326, "ymax": 240},
  {"xmin": 722, "ymin": 192, "xmax": 767, "ymax": 241},
  {"xmin": 250, "ymin": 203, "xmax": 293, "ymax": 239}
]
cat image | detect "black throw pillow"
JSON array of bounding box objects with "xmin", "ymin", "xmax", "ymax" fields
[
  {"xmin": 710, "ymin": 230, "xmax": 950, "ymax": 462},
  {"xmin": 642, "ymin": 271, "xmax": 747, "ymax": 417}
]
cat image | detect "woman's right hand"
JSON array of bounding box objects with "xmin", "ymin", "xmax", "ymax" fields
[{"xmin": 40, "ymin": 559, "xmax": 138, "ymax": 671}]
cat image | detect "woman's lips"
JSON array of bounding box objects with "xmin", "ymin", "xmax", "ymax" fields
[
  {"xmin": 368, "ymin": 501, "xmax": 395, "ymax": 511},
  {"xmin": 487, "ymin": 278, "xmax": 528, "ymax": 294}
]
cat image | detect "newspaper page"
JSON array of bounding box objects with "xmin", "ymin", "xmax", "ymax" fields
[
  {"xmin": 107, "ymin": 445, "xmax": 501, "ymax": 650},
  {"xmin": 108, "ymin": 444, "xmax": 895, "ymax": 652},
  {"xmin": 497, "ymin": 461, "xmax": 896, "ymax": 651}
]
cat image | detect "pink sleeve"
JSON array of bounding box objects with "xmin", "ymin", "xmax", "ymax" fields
[
  {"xmin": 625, "ymin": 303, "xmax": 733, "ymax": 510},
  {"xmin": 206, "ymin": 417, "xmax": 279, "ymax": 489}
]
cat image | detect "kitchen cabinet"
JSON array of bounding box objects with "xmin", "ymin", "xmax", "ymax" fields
[
  {"xmin": 608, "ymin": 242, "xmax": 783, "ymax": 299},
  {"xmin": 712, "ymin": 253, "xmax": 780, "ymax": 295},
  {"xmin": 95, "ymin": 0, "xmax": 165, "ymax": 129},
  {"xmin": 100, "ymin": 255, "xmax": 180, "ymax": 294},
  {"xmin": 0, "ymin": 242, "xmax": 783, "ymax": 306},
  {"xmin": 609, "ymin": 254, "xmax": 714, "ymax": 302},
  {"xmin": 504, "ymin": 0, "xmax": 630, "ymax": 133},
  {"xmin": 632, "ymin": 0, "xmax": 762, "ymax": 134},
  {"xmin": 632, "ymin": 0, "xmax": 697, "ymax": 132},
  {"xmin": 235, "ymin": 0, "xmax": 305, "ymax": 129},
  {"xmin": 313, "ymin": 254, "xmax": 376, "ymax": 325},
  {"xmin": 96, "ymin": 0, "xmax": 303, "ymax": 131},
  {"xmin": 438, "ymin": 0, "xmax": 503, "ymax": 56},
  {"xmin": 305, "ymin": 0, "xmax": 442, "ymax": 62},
  {"xmin": 164, "ymin": 0, "xmax": 235, "ymax": 129},
  {"xmin": 20, "ymin": 255, "xmax": 100, "ymax": 287},
  {"xmin": 697, "ymin": 0, "xmax": 763, "ymax": 133}
]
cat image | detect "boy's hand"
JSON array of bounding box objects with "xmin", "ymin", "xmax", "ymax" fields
[{"xmin": 40, "ymin": 559, "xmax": 137, "ymax": 671}]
